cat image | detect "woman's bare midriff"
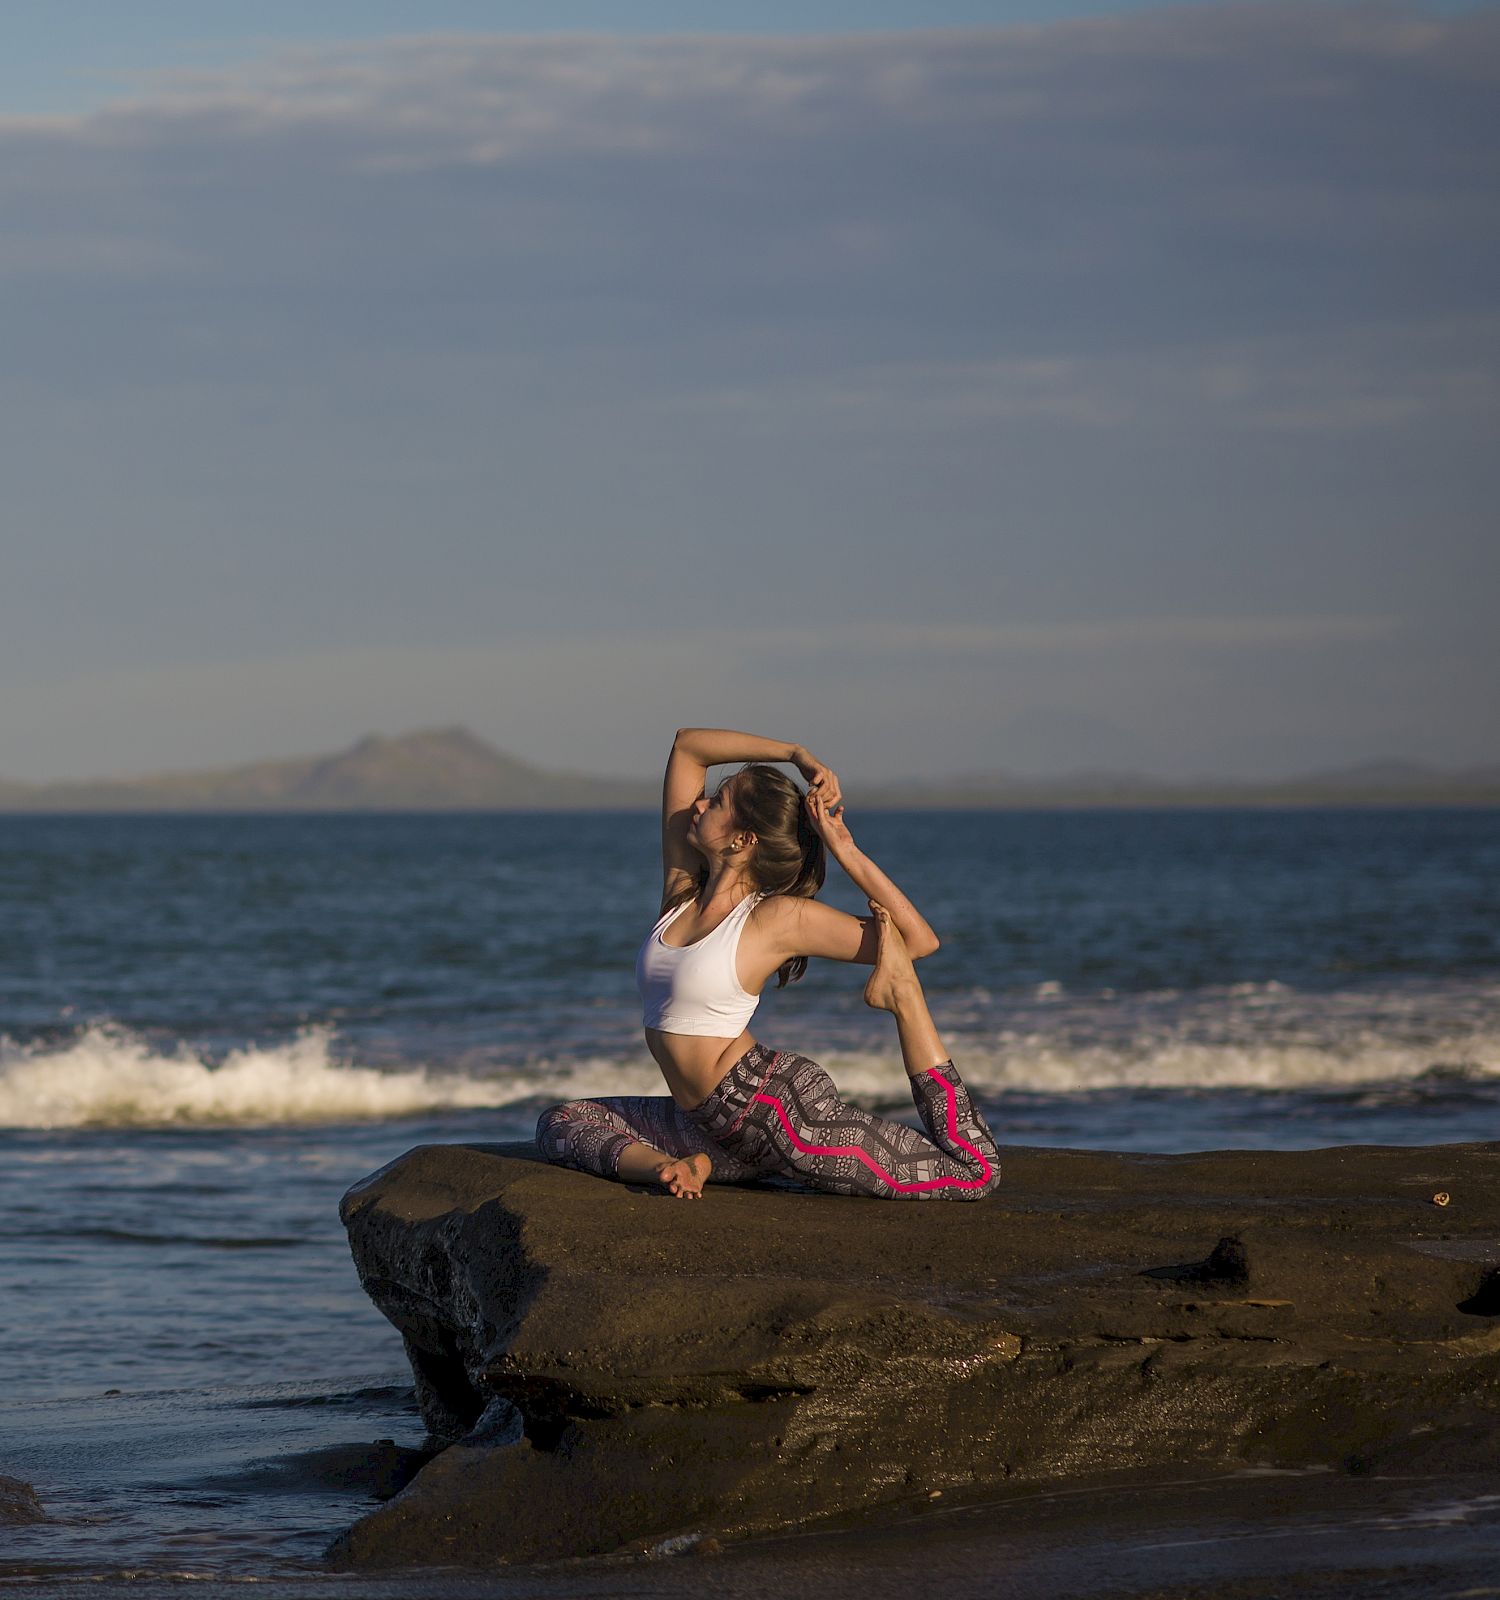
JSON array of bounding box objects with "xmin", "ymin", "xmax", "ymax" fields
[{"xmin": 645, "ymin": 1026, "xmax": 758, "ymax": 1109}]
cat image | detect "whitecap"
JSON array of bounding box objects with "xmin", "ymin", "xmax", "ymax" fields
[{"xmin": 0, "ymin": 1025, "xmax": 504, "ymax": 1130}]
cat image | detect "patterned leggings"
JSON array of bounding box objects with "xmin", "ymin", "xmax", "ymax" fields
[{"xmin": 536, "ymin": 1041, "xmax": 1001, "ymax": 1201}]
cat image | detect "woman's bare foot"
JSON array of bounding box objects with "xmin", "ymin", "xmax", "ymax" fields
[
  {"xmin": 656, "ymin": 1152, "xmax": 712, "ymax": 1198},
  {"xmin": 863, "ymin": 900, "xmax": 922, "ymax": 1012}
]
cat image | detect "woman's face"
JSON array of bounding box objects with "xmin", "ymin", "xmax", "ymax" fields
[{"xmin": 688, "ymin": 776, "xmax": 741, "ymax": 858}]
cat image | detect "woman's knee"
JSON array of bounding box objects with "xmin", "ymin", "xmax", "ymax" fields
[
  {"xmin": 969, "ymin": 1156, "xmax": 1003, "ymax": 1200},
  {"xmin": 958, "ymin": 1135, "xmax": 1003, "ymax": 1199},
  {"xmin": 535, "ymin": 1100, "xmax": 590, "ymax": 1159}
]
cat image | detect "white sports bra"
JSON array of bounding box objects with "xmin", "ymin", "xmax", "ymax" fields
[{"xmin": 635, "ymin": 891, "xmax": 767, "ymax": 1037}]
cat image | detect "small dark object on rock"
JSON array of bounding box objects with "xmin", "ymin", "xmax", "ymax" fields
[
  {"xmin": 103, "ymin": 1388, "xmax": 122, "ymax": 1397},
  {"xmin": 1458, "ymin": 1268, "xmax": 1500, "ymax": 1318},
  {"xmin": 1143, "ymin": 1234, "xmax": 1250, "ymax": 1287},
  {"xmin": 1, "ymin": 1475, "xmax": 45, "ymax": 1526},
  {"xmin": 1200, "ymin": 1236, "xmax": 1251, "ymax": 1284},
  {"xmin": 694, "ymin": 1536, "xmax": 724, "ymax": 1556}
]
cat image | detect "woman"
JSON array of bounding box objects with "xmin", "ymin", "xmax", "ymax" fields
[{"xmin": 536, "ymin": 727, "xmax": 1001, "ymax": 1200}]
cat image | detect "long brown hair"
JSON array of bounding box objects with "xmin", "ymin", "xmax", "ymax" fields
[{"xmin": 667, "ymin": 762, "xmax": 826, "ymax": 986}]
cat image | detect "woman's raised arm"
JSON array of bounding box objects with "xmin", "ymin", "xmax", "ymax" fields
[{"xmin": 660, "ymin": 727, "xmax": 841, "ymax": 907}]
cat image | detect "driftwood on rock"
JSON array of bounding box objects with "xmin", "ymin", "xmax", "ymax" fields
[{"xmin": 331, "ymin": 1139, "xmax": 1500, "ymax": 1568}]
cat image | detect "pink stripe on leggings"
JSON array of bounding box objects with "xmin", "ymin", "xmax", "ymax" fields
[
  {"xmin": 753, "ymin": 1068, "xmax": 993, "ymax": 1194},
  {"xmin": 722, "ymin": 1050, "xmax": 783, "ymax": 1138}
]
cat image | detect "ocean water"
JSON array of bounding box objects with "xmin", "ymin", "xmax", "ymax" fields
[{"xmin": 1, "ymin": 807, "xmax": 1497, "ymax": 1590}]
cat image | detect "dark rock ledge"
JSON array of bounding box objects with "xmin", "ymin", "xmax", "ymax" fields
[
  {"xmin": 0, "ymin": 1474, "xmax": 45, "ymax": 1526},
  {"xmin": 330, "ymin": 1140, "xmax": 1500, "ymax": 1568}
]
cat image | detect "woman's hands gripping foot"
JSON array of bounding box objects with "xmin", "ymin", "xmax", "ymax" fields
[
  {"xmin": 863, "ymin": 899, "xmax": 922, "ymax": 1013},
  {"xmin": 655, "ymin": 1152, "xmax": 712, "ymax": 1198}
]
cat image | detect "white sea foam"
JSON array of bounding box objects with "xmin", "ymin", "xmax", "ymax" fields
[
  {"xmin": 2, "ymin": 997, "xmax": 1497, "ymax": 1130},
  {"xmin": 930, "ymin": 1031, "xmax": 1500, "ymax": 1096},
  {"xmin": 0, "ymin": 1024, "xmax": 695, "ymax": 1130},
  {"xmin": 0, "ymin": 1025, "xmax": 511, "ymax": 1130},
  {"xmin": 782, "ymin": 1044, "xmax": 1496, "ymax": 1107}
]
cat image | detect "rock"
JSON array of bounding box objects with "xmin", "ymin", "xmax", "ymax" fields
[
  {"xmin": 331, "ymin": 1140, "xmax": 1500, "ymax": 1568},
  {"xmin": 1459, "ymin": 1267, "xmax": 1500, "ymax": 1317},
  {"xmin": 462, "ymin": 1396, "xmax": 525, "ymax": 1448},
  {"xmin": 0, "ymin": 1474, "xmax": 45, "ymax": 1525},
  {"xmin": 1144, "ymin": 1233, "xmax": 1251, "ymax": 1286}
]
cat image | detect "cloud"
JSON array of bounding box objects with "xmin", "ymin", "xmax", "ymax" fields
[
  {"xmin": 688, "ymin": 315, "xmax": 1500, "ymax": 434},
  {"xmin": 4, "ymin": 8, "xmax": 1498, "ymax": 346},
  {"xmin": 0, "ymin": 6, "xmax": 1494, "ymax": 779},
  {"xmin": 853, "ymin": 614, "xmax": 1401, "ymax": 652}
]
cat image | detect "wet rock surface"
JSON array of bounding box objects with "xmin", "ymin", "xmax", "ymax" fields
[
  {"xmin": 0, "ymin": 1475, "xmax": 45, "ymax": 1525},
  {"xmin": 331, "ymin": 1139, "xmax": 1500, "ymax": 1569}
]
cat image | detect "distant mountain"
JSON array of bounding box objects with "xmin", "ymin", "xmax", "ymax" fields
[
  {"xmin": 1298, "ymin": 759, "xmax": 1500, "ymax": 790},
  {"xmin": 853, "ymin": 762, "xmax": 1500, "ymax": 808},
  {"xmin": 0, "ymin": 728, "xmax": 654, "ymax": 811},
  {"xmin": 0, "ymin": 728, "xmax": 1495, "ymax": 811}
]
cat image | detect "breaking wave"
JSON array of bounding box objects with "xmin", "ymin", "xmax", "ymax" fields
[
  {"xmin": 0, "ymin": 1026, "xmax": 512, "ymax": 1130},
  {"xmin": 2, "ymin": 1000, "xmax": 1497, "ymax": 1130}
]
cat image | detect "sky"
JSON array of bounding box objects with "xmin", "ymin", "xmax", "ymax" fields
[{"xmin": 2, "ymin": 0, "xmax": 1497, "ymax": 784}]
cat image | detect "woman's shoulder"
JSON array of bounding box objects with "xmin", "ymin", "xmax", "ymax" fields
[{"xmin": 747, "ymin": 889, "xmax": 808, "ymax": 929}]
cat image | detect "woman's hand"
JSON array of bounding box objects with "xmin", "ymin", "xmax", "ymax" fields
[
  {"xmin": 791, "ymin": 746, "xmax": 842, "ymax": 812},
  {"xmin": 805, "ymin": 784, "xmax": 856, "ymax": 858}
]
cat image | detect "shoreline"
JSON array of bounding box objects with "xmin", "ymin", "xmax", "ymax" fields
[{"xmin": 4, "ymin": 1465, "xmax": 1499, "ymax": 1598}]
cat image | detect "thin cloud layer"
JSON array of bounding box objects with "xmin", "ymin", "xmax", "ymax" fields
[
  {"xmin": 1, "ymin": 5, "xmax": 1496, "ymax": 779},
  {"xmin": 6, "ymin": 10, "xmax": 1498, "ymax": 345}
]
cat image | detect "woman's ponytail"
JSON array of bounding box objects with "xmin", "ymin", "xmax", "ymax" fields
[{"xmin": 730, "ymin": 763, "xmax": 827, "ymax": 986}]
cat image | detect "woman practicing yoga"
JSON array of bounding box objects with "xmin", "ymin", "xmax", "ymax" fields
[{"xmin": 536, "ymin": 727, "xmax": 1001, "ymax": 1200}]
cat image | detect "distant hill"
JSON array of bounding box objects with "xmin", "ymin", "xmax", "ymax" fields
[
  {"xmin": 857, "ymin": 760, "xmax": 1500, "ymax": 808},
  {"xmin": 0, "ymin": 728, "xmax": 654, "ymax": 811},
  {"xmin": 0, "ymin": 728, "xmax": 1496, "ymax": 811}
]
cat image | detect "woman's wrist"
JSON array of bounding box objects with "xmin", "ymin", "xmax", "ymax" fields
[{"xmin": 828, "ymin": 839, "xmax": 867, "ymax": 873}]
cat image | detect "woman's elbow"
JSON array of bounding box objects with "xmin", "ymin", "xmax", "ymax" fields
[{"xmin": 911, "ymin": 932, "xmax": 940, "ymax": 960}]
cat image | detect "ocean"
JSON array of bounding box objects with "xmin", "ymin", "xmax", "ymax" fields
[{"xmin": 1, "ymin": 807, "xmax": 1497, "ymax": 1591}]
